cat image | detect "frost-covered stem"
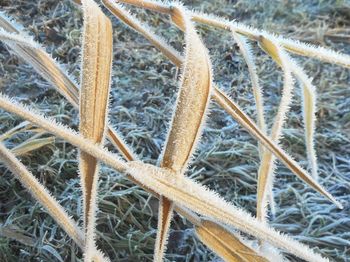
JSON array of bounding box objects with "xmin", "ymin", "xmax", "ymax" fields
[
  {"xmin": 289, "ymin": 59, "xmax": 318, "ymax": 180},
  {"xmin": 230, "ymin": 31, "xmax": 266, "ymax": 156},
  {"xmin": 212, "ymin": 89, "xmax": 343, "ymax": 209},
  {"xmin": 0, "ymin": 95, "xmax": 128, "ymax": 174},
  {"xmin": 116, "ymin": 0, "xmax": 350, "ymax": 68},
  {"xmin": 256, "ymin": 38, "xmax": 295, "ymax": 222},
  {"xmin": 102, "ymin": 0, "xmax": 182, "ymax": 64}
]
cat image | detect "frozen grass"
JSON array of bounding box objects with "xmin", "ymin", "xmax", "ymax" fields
[{"xmin": 0, "ymin": 0, "xmax": 349, "ymax": 261}]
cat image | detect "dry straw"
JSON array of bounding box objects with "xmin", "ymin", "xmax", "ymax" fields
[{"xmin": 0, "ymin": 0, "xmax": 349, "ymax": 261}]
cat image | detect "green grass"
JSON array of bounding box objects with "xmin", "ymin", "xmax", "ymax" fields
[{"xmin": 0, "ymin": 0, "xmax": 349, "ymax": 261}]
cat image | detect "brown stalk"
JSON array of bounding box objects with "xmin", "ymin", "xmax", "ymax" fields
[
  {"xmin": 154, "ymin": 4, "xmax": 212, "ymax": 260},
  {"xmin": 116, "ymin": 0, "xmax": 350, "ymax": 68},
  {"xmin": 79, "ymin": 0, "xmax": 113, "ymax": 229},
  {"xmin": 196, "ymin": 219, "xmax": 269, "ymax": 262}
]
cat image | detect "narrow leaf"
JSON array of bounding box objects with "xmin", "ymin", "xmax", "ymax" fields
[
  {"xmin": 11, "ymin": 136, "xmax": 55, "ymax": 156},
  {"xmin": 0, "ymin": 121, "xmax": 31, "ymax": 142},
  {"xmin": 257, "ymin": 36, "xmax": 295, "ymax": 221},
  {"xmin": 196, "ymin": 219, "xmax": 270, "ymax": 262},
  {"xmin": 161, "ymin": 5, "xmax": 212, "ymax": 173},
  {"xmin": 79, "ymin": 0, "xmax": 113, "ymax": 260},
  {"xmin": 290, "ymin": 60, "xmax": 318, "ymax": 180},
  {"xmin": 79, "ymin": 0, "xmax": 112, "ymax": 228},
  {"xmin": 154, "ymin": 197, "xmax": 174, "ymax": 262},
  {"xmin": 0, "ymin": 224, "xmax": 36, "ymax": 247},
  {"xmin": 231, "ymin": 31, "xmax": 266, "ymax": 157},
  {"xmin": 0, "ymin": 29, "xmax": 79, "ymax": 106},
  {"xmin": 155, "ymin": 4, "xmax": 212, "ymax": 261}
]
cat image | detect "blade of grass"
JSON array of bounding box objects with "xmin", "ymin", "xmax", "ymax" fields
[
  {"xmin": 155, "ymin": 4, "xmax": 212, "ymax": 260},
  {"xmin": 79, "ymin": 0, "xmax": 113, "ymax": 260},
  {"xmin": 11, "ymin": 135, "xmax": 55, "ymax": 156},
  {"xmin": 231, "ymin": 32, "xmax": 266, "ymax": 157},
  {"xmin": 160, "ymin": 6, "xmax": 211, "ymax": 173},
  {"xmin": 256, "ymin": 36, "xmax": 295, "ymax": 222},
  {"xmin": 195, "ymin": 219, "xmax": 270, "ymax": 262},
  {"xmin": 0, "ymin": 224, "xmax": 36, "ymax": 247},
  {"xmin": 232, "ymin": 25, "xmax": 277, "ymax": 220},
  {"xmin": 293, "ymin": 63, "xmax": 318, "ymax": 180},
  {"xmin": 0, "ymin": 121, "xmax": 32, "ymax": 142},
  {"xmin": 79, "ymin": 0, "xmax": 112, "ymax": 228},
  {"xmin": 0, "ymin": 29, "xmax": 79, "ymax": 105}
]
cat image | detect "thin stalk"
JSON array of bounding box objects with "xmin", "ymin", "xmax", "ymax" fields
[{"xmin": 116, "ymin": 0, "xmax": 350, "ymax": 68}]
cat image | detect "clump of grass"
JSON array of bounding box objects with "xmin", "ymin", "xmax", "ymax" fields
[{"xmin": 0, "ymin": 0, "xmax": 349, "ymax": 261}]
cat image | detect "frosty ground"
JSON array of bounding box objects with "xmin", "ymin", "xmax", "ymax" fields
[{"xmin": 0, "ymin": 0, "xmax": 349, "ymax": 261}]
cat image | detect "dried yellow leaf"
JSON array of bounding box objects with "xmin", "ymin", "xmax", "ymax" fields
[
  {"xmin": 79, "ymin": 0, "xmax": 113, "ymax": 226},
  {"xmin": 196, "ymin": 219, "xmax": 269, "ymax": 262},
  {"xmin": 155, "ymin": 4, "xmax": 213, "ymax": 261},
  {"xmin": 79, "ymin": 0, "xmax": 113, "ymax": 260}
]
